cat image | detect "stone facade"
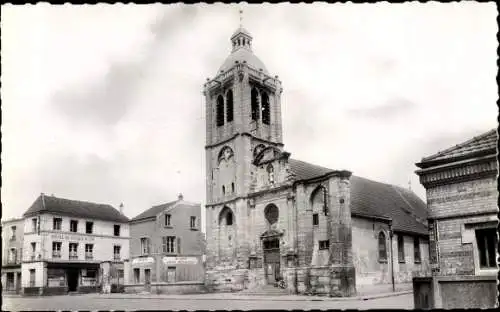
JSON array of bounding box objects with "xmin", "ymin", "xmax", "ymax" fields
[
  {"xmin": 414, "ymin": 129, "xmax": 498, "ymax": 309},
  {"xmin": 203, "ymin": 26, "xmax": 430, "ymax": 296},
  {"xmin": 125, "ymin": 195, "xmax": 206, "ymax": 294},
  {"xmin": 351, "ymin": 217, "xmax": 430, "ymax": 290},
  {"xmin": 1, "ymin": 218, "xmax": 24, "ymax": 294}
]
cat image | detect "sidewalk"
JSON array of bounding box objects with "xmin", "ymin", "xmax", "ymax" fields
[{"xmin": 72, "ymin": 289, "xmax": 412, "ymax": 302}]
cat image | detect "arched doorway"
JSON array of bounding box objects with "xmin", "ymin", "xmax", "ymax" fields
[{"xmin": 261, "ymin": 230, "xmax": 281, "ymax": 284}]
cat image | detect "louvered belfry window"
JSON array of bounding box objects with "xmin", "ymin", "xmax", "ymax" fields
[{"xmin": 216, "ymin": 95, "xmax": 224, "ymax": 127}]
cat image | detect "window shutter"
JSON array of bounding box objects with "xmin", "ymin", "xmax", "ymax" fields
[{"xmin": 177, "ymin": 237, "xmax": 181, "ymax": 254}]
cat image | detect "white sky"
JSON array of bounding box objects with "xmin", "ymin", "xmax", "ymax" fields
[{"xmin": 1, "ymin": 3, "xmax": 497, "ymax": 232}]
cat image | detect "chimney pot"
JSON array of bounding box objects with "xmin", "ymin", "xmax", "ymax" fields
[
  {"xmin": 119, "ymin": 203, "xmax": 124, "ymax": 214},
  {"xmin": 178, "ymin": 193, "xmax": 184, "ymax": 201}
]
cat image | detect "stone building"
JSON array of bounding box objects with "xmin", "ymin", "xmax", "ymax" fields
[
  {"xmin": 19, "ymin": 193, "xmax": 130, "ymax": 295},
  {"xmin": 124, "ymin": 194, "xmax": 206, "ymax": 294},
  {"xmin": 413, "ymin": 129, "xmax": 498, "ymax": 309},
  {"xmin": 203, "ymin": 25, "xmax": 430, "ymax": 296},
  {"xmin": 1, "ymin": 218, "xmax": 24, "ymax": 294}
]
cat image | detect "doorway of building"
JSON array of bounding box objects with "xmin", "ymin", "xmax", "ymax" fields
[
  {"xmin": 16, "ymin": 272, "xmax": 21, "ymax": 293},
  {"xmin": 144, "ymin": 269, "xmax": 151, "ymax": 292},
  {"xmin": 67, "ymin": 269, "xmax": 79, "ymax": 292},
  {"xmin": 263, "ymin": 238, "xmax": 280, "ymax": 284}
]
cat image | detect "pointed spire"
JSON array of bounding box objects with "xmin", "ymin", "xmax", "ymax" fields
[{"xmin": 239, "ymin": 8, "xmax": 243, "ymax": 28}]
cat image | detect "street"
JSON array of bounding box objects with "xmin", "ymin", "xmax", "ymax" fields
[{"xmin": 2, "ymin": 293, "xmax": 413, "ymax": 311}]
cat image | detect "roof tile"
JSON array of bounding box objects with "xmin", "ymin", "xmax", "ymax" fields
[
  {"xmin": 23, "ymin": 194, "xmax": 129, "ymax": 223},
  {"xmin": 288, "ymin": 159, "xmax": 429, "ymax": 235}
]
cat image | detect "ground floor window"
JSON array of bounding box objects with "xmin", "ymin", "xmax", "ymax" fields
[
  {"xmin": 6, "ymin": 273, "xmax": 15, "ymax": 290},
  {"xmin": 167, "ymin": 267, "xmax": 176, "ymax": 283},
  {"xmin": 29, "ymin": 269, "xmax": 36, "ymax": 287},
  {"xmin": 476, "ymin": 228, "xmax": 497, "ymax": 269},
  {"xmin": 47, "ymin": 268, "xmax": 66, "ymax": 287},
  {"xmin": 81, "ymin": 269, "xmax": 98, "ymax": 286}
]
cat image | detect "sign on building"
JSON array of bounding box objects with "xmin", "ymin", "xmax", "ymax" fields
[
  {"xmin": 162, "ymin": 256, "xmax": 198, "ymax": 265},
  {"xmin": 132, "ymin": 257, "xmax": 155, "ymax": 265}
]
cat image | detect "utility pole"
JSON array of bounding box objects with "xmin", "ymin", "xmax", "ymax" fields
[{"xmin": 389, "ymin": 220, "xmax": 395, "ymax": 292}]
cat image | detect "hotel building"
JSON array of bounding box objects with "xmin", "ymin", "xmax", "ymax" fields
[{"xmin": 20, "ymin": 193, "xmax": 130, "ymax": 295}]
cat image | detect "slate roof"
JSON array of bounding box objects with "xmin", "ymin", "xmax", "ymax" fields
[
  {"xmin": 288, "ymin": 159, "xmax": 429, "ymax": 235},
  {"xmin": 23, "ymin": 194, "xmax": 129, "ymax": 223},
  {"xmin": 288, "ymin": 159, "xmax": 334, "ymax": 181},
  {"xmin": 417, "ymin": 129, "xmax": 497, "ymax": 168},
  {"xmin": 130, "ymin": 200, "xmax": 178, "ymax": 222}
]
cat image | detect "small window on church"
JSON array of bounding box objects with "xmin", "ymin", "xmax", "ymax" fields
[
  {"xmin": 226, "ymin": 89, "xmax": 233, "ymax": 122},
  {"xmin": 319, "ymin": 240, "xmax": 330, "ymax": 250},
  {"xmin": 216, "ymin": 95, "xmax": 224, "ymax": 127},
  {"xmin": 222, "ymin": 185, "xmax": 225, "ymax": 195},
  {"xmin": 231, "ymin": 182, "xmax": 235, "ymax": 193},
  {"xmin": 261, "ymin": 92, "xmax": 270, "ymax": 125},
  {"xmin": 313, "ymin": 213, "xmax": 319, "ymax": 226},
  {"xmin": 251, "ymin": 88, "xmax": 260, "ymax": 121},
  {"xmin": 378, "ymin": 232, "xmax": 387, "ymax": 261}
]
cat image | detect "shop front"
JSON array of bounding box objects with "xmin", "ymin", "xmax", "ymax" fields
[{"xmin": 45, "ymin": 262, "xmax": 100, "ymax": 295}]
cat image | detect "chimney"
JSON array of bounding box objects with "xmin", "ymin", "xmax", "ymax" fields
[
  {"xmin": 119, "ymin": 203, "xmax": 124, "ymax": 215},
  {"xmin": 178, "ymin": 193, "xmax": 184, "ymax": 201}
]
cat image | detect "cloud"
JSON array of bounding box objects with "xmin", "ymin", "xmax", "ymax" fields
[
  {"xmin": 347, "ymin": 97, "xmax": 417, "ymax": 119},
  {"xmin": 51, "ymin": 5, "xmax": 199, "ymax": 127}
]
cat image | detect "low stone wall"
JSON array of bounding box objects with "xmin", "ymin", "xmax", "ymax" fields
[
  {"xmin": 294, "ymin": 266, "xmax": 356, "ymax": 297},
  {"xmin": 205, "ymin": 268, "xmax": 251, "ymax": 292},
  {"xmin": 413, "ymin": 275, "xmax": 498, "ymax": 309},
  {"xmin": 124, "ymin": 282, "xmax": 206, "ymax": 295}
]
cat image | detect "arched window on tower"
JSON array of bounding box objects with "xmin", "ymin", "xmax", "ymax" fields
[
  {"xmin": 251, "ymin": 88, "xmax": 260, "ymax": 121},
  {"xmin": 267, "ymin": 164, "xmax": 275, "ymax": 184},
  {"xmin": 222, "ymin": 185, "xmax": 226, "ymax": 196},
  {"xmin": 219, "ymin": 207, "xmax": 234, "ymax": 226},
  {"xmin": 216, "ymin": 95, "xmax": 224, "ymax": 127},
  {"xmin": 226, "ymin": 89, "xmax": 234, "ymax": 122},
  {"xmin": 378, "ymin": 232, "xmax": 387, "ymax": 261},
  {"xmin": 261, "ymin": 92, "xmax": 270, "ymax": 125}
]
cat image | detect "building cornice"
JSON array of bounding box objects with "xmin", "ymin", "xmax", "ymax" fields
[
  {"xmin": 415, "ymin": 156, "xmax": 497, "ymax": 188},
  {"xmin": 205, "ymin": 132, "xmax": 284, "ymax": 150},
  {"xmin": 428, "ymin": 209, "xmax": 498, "ymax": 221}
]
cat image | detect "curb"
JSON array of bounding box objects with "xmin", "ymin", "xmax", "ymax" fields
[{"xmin": 75, "ymin": 290, "xmax": 412, "ymax": 302}]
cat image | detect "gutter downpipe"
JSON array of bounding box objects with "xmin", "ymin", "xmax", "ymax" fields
[{"xmin": 389, "ymin": 220, "xmax": 395, "ymax": 292}]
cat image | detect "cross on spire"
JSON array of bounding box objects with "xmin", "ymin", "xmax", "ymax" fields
[{"xmin": 239, "ymin": 9, "xmax": 243, "ymax": 27}]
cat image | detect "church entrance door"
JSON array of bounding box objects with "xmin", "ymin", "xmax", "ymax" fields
[{"xmin": 263, "ymin": 238, "xmax": 280, "ymax": 284}]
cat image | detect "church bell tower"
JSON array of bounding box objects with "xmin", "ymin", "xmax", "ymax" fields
[
  {"xmin": 203, "ymin": 23, "xmax": 284, "ymax": 204},
  {"xmin": 203, "ymin": 18, "xmax": 287, "ymax": 271}
]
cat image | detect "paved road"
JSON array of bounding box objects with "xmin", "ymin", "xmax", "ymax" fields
[{"xmin": 2, "ymin": 293, "xmax": 413, "ymax": 310}]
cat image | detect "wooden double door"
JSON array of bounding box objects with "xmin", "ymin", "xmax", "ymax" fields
[{"xmin": 263, "ymin": 238, "xmax": 280, "ymax": 284}]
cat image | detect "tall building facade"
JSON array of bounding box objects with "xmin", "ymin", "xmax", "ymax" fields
[
  {"xmin": 203, "ymin": 25, "xmax": 430, "ymax": 296},
  {"xmin": 1, "ymin": 218, "xmax": 24, "ymax": 294},
  {"xmin": 413, "ymin": 129, "xmax": 498, "ymax": 309},
  {"xmin": 19, "ymin": 194, "xmax": 130, "ymax": 295},
  {"xmin": 124, "ymin": 194, "xmax": 206, "ymax": 294}
]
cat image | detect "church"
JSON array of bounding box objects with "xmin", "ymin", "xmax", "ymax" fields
[{"xmin": 203, "ymin": 24, "xmax": 430, "ymax": 296}]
